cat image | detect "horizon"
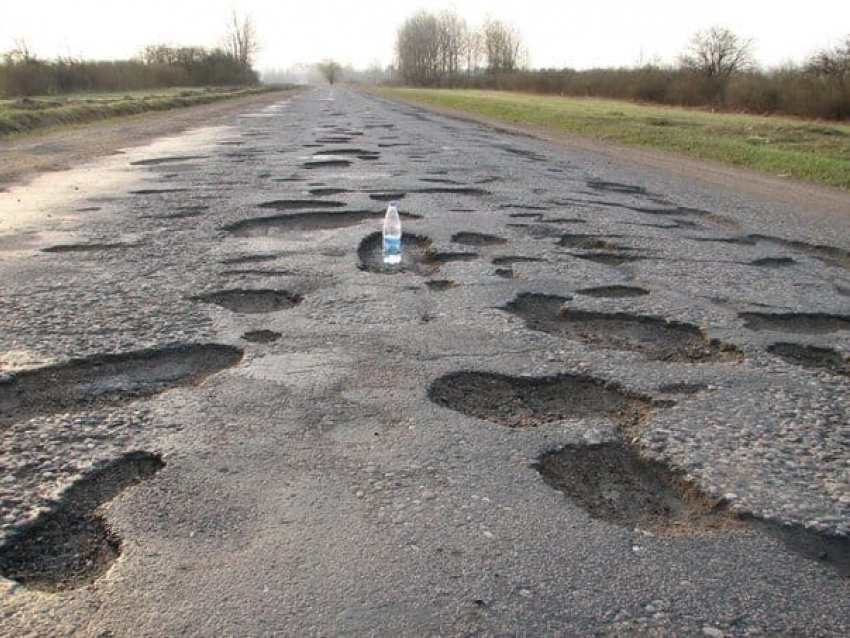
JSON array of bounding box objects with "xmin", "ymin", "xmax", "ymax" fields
[{"xmin": 3, "ymin": 1, "xmax": 848, "ymax": 73}]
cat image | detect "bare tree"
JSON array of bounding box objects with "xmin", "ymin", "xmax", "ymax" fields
[
  {"xmin": 808, "ymin": 34, "xmax": 850, "ymax": 87},
  {"xmin": 482, "ymin": 19, "xmax": 523, "ymax": 73},
  {"xmin": 225, "ymin": 11, "xmax": 259, "ymax": 69},
  {"xmin": 679, "ymin": 26, "xmax": 755, "ymax": 79},
  {"xmin": 4, "ymin": 38, "xmax": 36, "ymax": 64},
  {"xmin": 437, "ymin": 11, "xmax": 467, "ymax": 78},
  {"xmin": 317, "ymin": 60, "xmax": 342, "ymax": 85},
  {"xmin": 396, "ymin": 10, "xmax": 442, "ymax": 85}
]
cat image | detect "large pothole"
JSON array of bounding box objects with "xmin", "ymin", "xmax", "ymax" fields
[
  {"xmin": 223, "ymin": 211, "xmax": 379, "ymax": 236},
  {"xmin": 505, "ymin": 293, "xmax": 742, "ymax": 362},
  {"xmin": 0, "ymin": 344, "xmax": 243, "ymax": 431},
  {"xmin": 535, "ymin": 442, "xmax": 741, "ymax": 535},
  {"xmin": 194, "ymin": 289, "xmax": 303, "ymax": 314},
  {"xmin": 0, "ymin": 451, "xmax": 164, "ymax": 592},
  {"xmin": 428, "ymin": 371, "xmax": 651, "ymax": 430},
  {"xmin": 768, "ymin": 343, "xmax": 849, "ymax": 376}
]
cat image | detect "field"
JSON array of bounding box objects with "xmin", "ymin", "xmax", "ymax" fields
[
  {"xmin": 380, "ymin": 88, "xmax": 850, "ymax": 190},
  {"xmin": 0, "ymin": 86, "xmax": 284, "ymax": 137}
]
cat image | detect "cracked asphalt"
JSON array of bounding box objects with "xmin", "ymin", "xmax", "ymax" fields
[{"xmin": 0, "ymin": 87, "xmax": 848, "ymax": 635}]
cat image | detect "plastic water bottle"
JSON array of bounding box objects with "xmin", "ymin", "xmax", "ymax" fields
[{"xmin": 382, "ymin": 202, "xmax": 402, "ymax": 265}]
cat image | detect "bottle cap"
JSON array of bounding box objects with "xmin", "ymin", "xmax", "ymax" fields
[{"xmin": 388, "ymin": 201, "xmax": 398, "ymax": 208}]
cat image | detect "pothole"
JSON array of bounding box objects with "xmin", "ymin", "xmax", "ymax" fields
[
  {"xmin": 740, "ymin": 313, "xmax": 850, "ymax": 334},
  {"xmin": 749, "ymin": 234, "xmax": 850, "ymax": 269},
  {"xmin": 302, "ymin": 159, "xmax": 351, "ymax": 169},
  {"xmin": 492, "ymin": 256, "xmax": 543, "ymax": 265},
  {"xmin": 559, "ymin": 234, "xmax": 627, "ymax": 250},
  {"xmin": 309, "ymin": 188, "xmax": 350, "ymax": 196},
  {"xmin": 0, "ymin": 451, "xmax": 164, "ymax": 592},
  {"xmin": 451, "ymin": 232, "xmax": 507, "ymax": 247},
  {"xmin": 577, "ymin": 285, "xmax": 650, "ymax": 298},
  {"xmin": 222, "ymin": 211, "xmax": 382, "ymax": 236},
  {"xmin": 768, "ymin": 343, "xmax": 849, "ymax": 376},
  {"xmin": 242, "ymin": 330, "xmax": 283, "ymax": 344},
  {"xmin": 428, "ymin": 371, "xmax": 651, "ymax": 430},
  {"xmin": 657, "ymin": 382, "xmax": 710, "ymax": 395},
  {"xmin": 357, "ymin": 232, "xmax": 435, "ymax": 276},
  {"xmin": 0, "ymin": 344, "xmax": 243, "ymax": 431},
  {"xmin": 534, "ymin": 442, "xmax": 742, "ymax": 535},
  {"xmin": 130, "ymin": 188, "xmax": 189, "ymax": 195},
  {"xmin": 587, "ymin": 180, "xmax": 647, "ymax": 195},
  {"xmin": 415, "ymin": 187, "xmax": 490, "ymax": 196},
  {"xmin": 258, "ymin": 199, "xmax": 346, "ymax": 210},
  {"xmin": 574, "ymin": 252, "xmax": 647, "ymax": 266},
  {"xmin": 194, "ymin": 289, "xmax": 303, "ymax": 314},
  {"xmin": 751, "ymin": 257, "xmax": 796, "ymax": 267},
  {"xmin": 42, "ymin": 243, "xmax": 130, "ymax": 253},
  {"xmin": 130, "ymin": 155, "xmax": 208, "ymax": 166},
  {"xmin": 369, "ymin": 192, "xmax": 406, "ymax": 202},
  {"xmin": 426, "ymin": 279, "xmax": 456, "ymax": 291},
  {"xmin": 505, "ymin": 293, "xmax": 742, "ymax": 362},
  {"xmin": 220, "ymin": 254, "xmax": 278, "ymax": 265}
]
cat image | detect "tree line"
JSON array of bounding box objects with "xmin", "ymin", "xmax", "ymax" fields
[
  {"xmin": 394, "ymin": 10, "xmax": 849, "ymax": 120},
  {"xmin": 0, "ymin": 14, "xmax": 259, "ymax": 97}
]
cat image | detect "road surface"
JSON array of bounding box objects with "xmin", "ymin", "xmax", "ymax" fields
[{"xmin": 0, "ymin": 87, "xmax": 848, "ymax": 636}]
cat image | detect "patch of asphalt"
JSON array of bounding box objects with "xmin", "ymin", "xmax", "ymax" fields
[{"xmin": 0, "ymin": 86, "xmax": 847, "ymax": 635}]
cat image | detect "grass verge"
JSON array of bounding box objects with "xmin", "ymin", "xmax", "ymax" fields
[
  {"xmin": 379, "ymin": 88, "xmax": 850, "ymax": 190},
  {"xmin": 0, "ymin": 86, "xmax": 290, "ymax": 138}
]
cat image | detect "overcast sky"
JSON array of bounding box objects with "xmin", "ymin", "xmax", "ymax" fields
[{"xmin": 3, "ymin": 1, "xmax": 848, "ymax": 72}]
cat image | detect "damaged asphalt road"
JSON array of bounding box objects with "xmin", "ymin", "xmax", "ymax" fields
[{"xmin": 0, "ymin": 87, "xmax": 848, "ymax": 635}]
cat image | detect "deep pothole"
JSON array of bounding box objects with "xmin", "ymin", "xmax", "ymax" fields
[
  {"xmin": 357, "ymin": 233, "xmax": 475, "ymax": 275},
  {"xmin": 505, "ymin": 293, "xmax": 742, "ymax": 362},
  {"xmin": 740, "ymin": 312, "xmax": 850, "ymax": 334},
  {"xmin": 534, "ymin": 442, "xmax": 741, "ymax": 536},
  {"xmin": 0, "ymin": 344, "xmax": 243, "ymax": 431},
  {"xmin": 428, "ymin": 371, "xmax": 651, "ymax": 430},
  {"xmin": 0, "ymin": 451, "xmax": 164, "ymax": 592},
  {"xmin": 768, "ymin": 343, "xmax": 849, "ymax": 376},
  {"xmin": 257, "ymin": 199, "xmax": 346, "ymax": 211},
  {"xmin": 194, "ymin": 289, "xmax": 303, "ymax": 314}
]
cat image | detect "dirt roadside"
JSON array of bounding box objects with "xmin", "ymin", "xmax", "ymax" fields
[
  {"xmin": 0, "ymin": 89, "xmax": 299, "ymax": 189},
  {"xmin": 381, "ymin": 94, "xmax": 849, "ymax": 218}
]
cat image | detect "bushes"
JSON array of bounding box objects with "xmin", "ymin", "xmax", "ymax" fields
[
  {"xmin": 437, "ymin": 66, "xmax": 848, "ymax": 120},
  {"xmin": 0, "ymin": 48, "xmax": 259, "ymax": 98}
]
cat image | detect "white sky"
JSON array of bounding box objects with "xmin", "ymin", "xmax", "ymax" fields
[{"xmin": 3, "ymin": 1, "xmax": 848, "ymax": 72}]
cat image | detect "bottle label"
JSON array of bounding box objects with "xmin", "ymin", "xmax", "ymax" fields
[{"xmin": 383, "ymin": 236, "xmax": 401, "ymax": 255}]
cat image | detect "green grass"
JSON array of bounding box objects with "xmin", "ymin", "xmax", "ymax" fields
[
  {"xmin": 380, "ymin": 88, "xmax": 850, "ymax": 190},
  {"xmin": 0, "ymin": 86, "xmax": 286, "ymax": 137}
]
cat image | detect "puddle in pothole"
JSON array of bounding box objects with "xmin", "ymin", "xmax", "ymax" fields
[
  {"xmin": 222, "ymin": 211, "xmax": 383, "ymax": 236},
  {"xmin": 768, "ymin": 343, "xmax": 849, "ymax": 376},
  {"xmin": 242, "ymin": 330, "xmax": 283, "ymax": 344},
  {"xmin": 357, "ymin": 232, "xmax": 436, "ymax": 276},
  {"xmin": 451, "ymin": 232, "xmax": 507, "ymax": 247},
  {"xmin": 194, "ymin": 289, "xmax": 303, "ymax": 314},
  {"xmin": 0, "ymin": 451, "xmax": 164, "ymax": 592},
  {"xmin": 535, "ymin": 442, "xmax": 741, "ymax": 535},
  {"xmin": 577, "ymin": 285, "xmax": 650, "ymax": 298},
  {"xmin": 740, "ymin": 313, "xmax": 850, "ymax": 334},
  {"xmin": 428, "ymin": 371, "xmax": 651, "ymax": 429},
  {"xmin": 0, "ymin": 344, "xmax": 243, "ymax": 431},
  {"xmin": 258, "ymin": 199, "xmax": 347, "ymax": 211},
  {"xmin": 505, "ymin": 293, "xmax": 743, "ymax": 362}
]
